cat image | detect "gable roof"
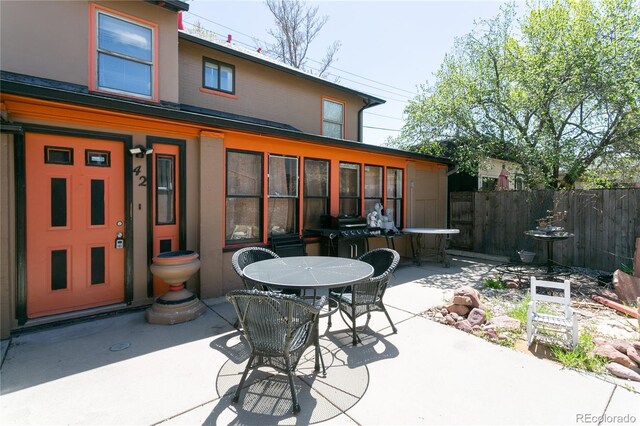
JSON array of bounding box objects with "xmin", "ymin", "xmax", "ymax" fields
[{"xmin": 179, "ymin": 32, "xmax": 386, "ymax": 109}]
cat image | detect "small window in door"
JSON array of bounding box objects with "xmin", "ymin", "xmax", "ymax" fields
[
  {"xmin": 156, "ymin": 155, "xmax": 176, "ymax": 225},
  {"xmin": 45, "ymin": 146, "xmax": 74, "ymax": 165},
  {"xmin": 86, "ymin": 150, "xmax": 111, "ymax": 167}
]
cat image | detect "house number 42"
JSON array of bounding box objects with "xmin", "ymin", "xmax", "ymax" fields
[{"xmin": 132, "ymin": 165, "xmax": 147, "ymax": 187}]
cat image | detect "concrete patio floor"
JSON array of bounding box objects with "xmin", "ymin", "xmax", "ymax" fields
[{"xmin": 1, "ymin": 256, "xmax": 639, "ymax": 425}]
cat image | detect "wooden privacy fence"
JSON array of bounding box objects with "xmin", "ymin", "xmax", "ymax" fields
[{"xmin": 449, "ymin": 189, "xmax": 640, "ymax": 272}]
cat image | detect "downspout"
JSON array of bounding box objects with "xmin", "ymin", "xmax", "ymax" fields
[{"xmin": 357, "ymin": 98, "xmax": 375, "ymax": 142}]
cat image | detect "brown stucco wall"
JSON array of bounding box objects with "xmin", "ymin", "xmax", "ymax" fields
[
  {"xmin": 178, "ymin": 39, "xmax": 364, "ymax": 141},
  {"xmin": 0, "ymin": 133, "xmax": 15, "ymax": 339},
  {"xmin": 0, "ymin": 1, "xmax": 180, "ymax": 103}
]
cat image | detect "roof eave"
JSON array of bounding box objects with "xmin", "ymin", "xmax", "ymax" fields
[{"xmin": 0, "ymin": 78, "xmax": 449, "ymax": 165}]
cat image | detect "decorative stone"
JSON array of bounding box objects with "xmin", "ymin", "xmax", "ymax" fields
[
  {"xmin": 610, "ymin": 339, "xmax": 632, "ymax": 354},
  {"xmin": 440, "ymin": 307, "xmax": 449, "ymax": 316},
  {"xmin": 444, "ymin": 314, "xmax": 456, "ymax": 325},
  {"xmin": 453, "ymin": 295, "xmax": 473, "ymax": 307},
  {"xmin": 592, "ymin": 337, "xmax": 608, "ymax": 347},
  {"xmin": 592, "ymin": 344, "xmax": 637, "ymax": 369},
  {"xmin": 472, "ymin": 325, "xmax": 482, "ymax": 332},
  {"xmin": 434, "ymin": 312, "xmax": 444, "ymax": 321},
  {"xmin": 454, "ymin": 319, "xmax": 473, "ymax": 333},
  {"xmin": 484, "ymin": 327, "xmax": 499, "ymax": 340},
  {"xmin": 490, "ymin": 315, "xmax": 521, "ymax": 331},
  {"xmin": 453, "ymin": 286, "xmax": 480, "ymax": 308},
  {"xmin": 467, "ymin": 308, "xmax": 486, "ymax": 327},
  {"xmin": 606, "ymin": 363, "xmax": 640, "ymax": 382},
  {"xmin": 627, "ymin": 346, "xmax": 640, "ymax": 365},
  {"xmin": 634, "ymin": 341, "xmax": 640, "ymax": 351},
  {"xmin": 446, "ymin": 303, "xmax": 470, "ymax": 316}
]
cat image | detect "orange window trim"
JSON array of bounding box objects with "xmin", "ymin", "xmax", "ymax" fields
[
  {"xmin": 199, "ymin": 87, "xmax": 238, "ymax": 100},
  {"xmin": 321, "ymin": 96, "xmax": 346, "ymax": 139},
  {"xmin": 88, "ymin": 3, "xmax": 159, "ymax": 103}
]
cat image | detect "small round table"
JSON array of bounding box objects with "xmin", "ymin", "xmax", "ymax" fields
[
  {"xmin": 524, "ymin": 230, "xmax": 574, "ymax": 273},
  {"xmin": 402, "ymin": 228, "xmax": 460, "ymax": 267}
]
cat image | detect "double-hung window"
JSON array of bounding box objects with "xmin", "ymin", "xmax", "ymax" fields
[
  {"xmin": 304, "ymin": 159, "xmax": 329, "ymax": 229},
  {"xmin": 364, "ymin": 165, "xmax": 383, "ymax": 215},
  {"xmin": 93, "ymin": 6, "xmax": 156, "ymax": 100},
  {"xmin": 268, "ymin": 155, "xmax": 298, "ymax": 235},
  {"xmin": 322, "ymin": 98, "xmax": 345, "ymax": 139},
  {"xmin": 339, "ymin": 162, "xmax": 360, "ymax": 216},
  {"xmin": 226, "ymin": 150, "xmax": 263, "ymax": 243},
  {"xmin": 203, "ymin": 57, "xmax": 235, "ymax": 94},
  {"xmin": 386, "ymin": 168, "xmax": 403, "ymax": 228}
]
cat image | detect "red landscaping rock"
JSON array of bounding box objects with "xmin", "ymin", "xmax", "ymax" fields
[
  {"xmin": 490, "ymin": 315, "xmax": 521, "ymax": 331},
  {"xmin": 627, "ymin": 346, "xmax": 640, "ymax": 365},
  {"xmin": 610, "ymin": 339, "xmax": 633, "ymax": 354},
  {"xmin": 454, "ymin": 319, "xmax": 473, "ymax": 333},
  {"xmin": 467, "ymin": 308, "xmax": 486, "ymax": 327},
  {"xmin": 446, "ymin": 303, "xmax": 470, "ymax": 316},
  {"xmin": 453, "ymin": 295, "xmax": 473, "ymax": 306},
  {"xmin": 606, "ymin": 363, "xmax": 640, "ymax": 382},
  {"xmin": 592, "ymin": 344, "xmax": 638, "ymax": 369},
  {"xmin": 453, "ymin": 286, "xmax": 481, "ymax": 308}
]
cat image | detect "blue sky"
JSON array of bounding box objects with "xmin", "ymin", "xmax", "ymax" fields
[{"xmin": 183, "ymin": 1, "xmax": 523, "ymax": 145}]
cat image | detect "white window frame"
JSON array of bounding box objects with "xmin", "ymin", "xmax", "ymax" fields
[{"xmin": 322, "ymin": 98, "xmax": 345, "ymax": 139}]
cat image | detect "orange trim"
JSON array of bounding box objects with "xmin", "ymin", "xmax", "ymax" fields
[
  {"xmin": 321, "ymin": 96, "xmax": 346, "ymax": 139},
  {"xmin": 88, "ymin": 3, "xmax": 159, "ymax": 103},
  {"xmin": 199, "ymin": 87, "xmax": 238, "ymax": 100}
]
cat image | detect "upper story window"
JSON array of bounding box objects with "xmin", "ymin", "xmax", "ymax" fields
[
  {"xmin": 203, "ymin": 58, "xmax": 235, "ymax": 94},
  {"xmin": 92, "ymin": 6, "xmax": 157, "ymax": 100},
  {"xmin": 322, "ymin": 98, "xmax": 345, "ymax": 139}
]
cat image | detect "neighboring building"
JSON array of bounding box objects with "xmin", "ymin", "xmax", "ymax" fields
[
  {"xmin": 449, "ymin": 158, "xmax": 525, "ymax": 192},
  {"xmin": 0, "ymin": 0, "xmax": 450, "ymax": 337}
]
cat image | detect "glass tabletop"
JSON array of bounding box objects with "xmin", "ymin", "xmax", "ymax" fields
[{"xmin": 242, "ymin": 256, "xmax": 374, "ymax": 289}]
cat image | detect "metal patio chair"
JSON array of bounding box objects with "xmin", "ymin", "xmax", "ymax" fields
[
  {"xmin": 526, "ymin": 277, "xmax": 578, "ymax": 348},
  {"xmin": 333, "ymin": 248, "xmax": 400, "ymax": 346},
  {"xmin": 226, "ymin": 289, "xmax": 326, "ymax": 414}
]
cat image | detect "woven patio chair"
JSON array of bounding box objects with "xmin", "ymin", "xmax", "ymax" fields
[
  {"xmin": 332, "ymin": 248, "xmax": 400, "ymax": 346},
  {"xmin": 231, "ymin": 247, "xmax": 280, "ymax": 291},
  {"xmin": 226, "ymin": 289, "xmax": 326, "ymax": 414}
]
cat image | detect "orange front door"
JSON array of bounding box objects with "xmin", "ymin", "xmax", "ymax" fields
[
  {"xmin": 26, "ymin": 133, "xmax": 126, "ymax": 318},
  {"xmin": 151, "ymin": 143, "xmax": 181, "ymax": 296}
]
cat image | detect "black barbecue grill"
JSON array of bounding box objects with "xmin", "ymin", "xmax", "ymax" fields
[{"xmin": 307, "ymin": 215, "xmax": 379, "ymax": 258}]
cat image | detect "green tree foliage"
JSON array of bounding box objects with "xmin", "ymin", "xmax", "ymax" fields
[{"xmin": 393, "ymin": 0, "xmax": 639, "ymax": 188}]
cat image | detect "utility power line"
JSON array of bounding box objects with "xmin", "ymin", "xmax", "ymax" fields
[{"xmin": 183, "ymin": 12, "xmax": 418, "ymax": 104}]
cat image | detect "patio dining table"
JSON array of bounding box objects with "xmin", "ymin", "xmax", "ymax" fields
[
  {"xmin": 242, "ymin": 255, "xmax": 374, "ymax": 293},
  {"xmin": 242, "ymin": 255, "xmax": 374, "ymax": 331},
  {"xmin": 402, "ymin": 227, "xmax": 460, "ymax": 267}
]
